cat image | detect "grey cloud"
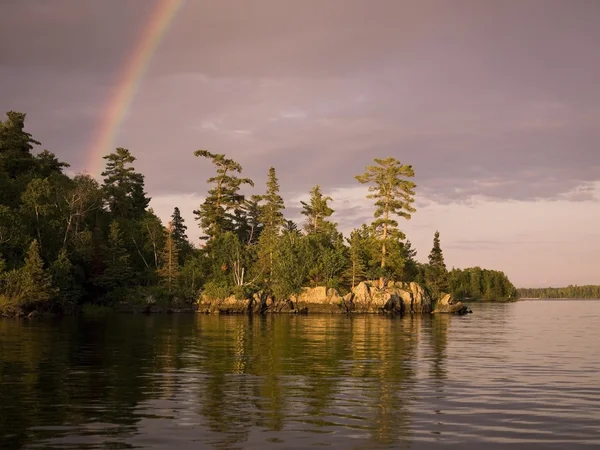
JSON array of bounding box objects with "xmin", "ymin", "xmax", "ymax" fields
[{"xmin": 1, "ymin": 0, "xmax": 599, "ymax": 205}]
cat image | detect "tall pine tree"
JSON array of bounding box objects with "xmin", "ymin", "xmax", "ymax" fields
[
  {"xmin": 355, "ymin": 157, "xmax": 416, "ymax": 285},
  {"xmin": 101, "ymin": 148, "xmax": 150, "ymax": 219},
  {"xmin": 193, "ymin": 150, "xmax": 253, "ymax": 240},
  {"xmin": 426, "ymin": 230, "xmax": 449, "ymax": 296},
  {"xmin": 257, "ymin": 167, "xmax": 285, "ymax": 279}
]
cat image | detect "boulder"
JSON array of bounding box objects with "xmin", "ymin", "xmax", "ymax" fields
[
  {"xmin": 433, "ymin": 293, "xmax": 472, "ymax": 315},
  {"xmin": 350, "ymin": 281, "xmax": 433, "ymax": 314}
]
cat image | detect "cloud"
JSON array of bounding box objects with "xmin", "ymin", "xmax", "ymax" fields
[{"xmin": 2, "ymin": 0, "xmax": 600, "ymax": 286}]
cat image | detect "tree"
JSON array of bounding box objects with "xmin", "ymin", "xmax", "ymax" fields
[
  {"xmin": 171, "ymin": 207, "xmax": 188, "ymax": 247},
  {"xmin": 301, "ymin": 185, "xmax": 335, "ymax": 234},
  {"xmin": 51, "ymin": 249, "xmax": 81, "ymax": 308},
  {"xmin": 399, "ymin": 239, "xmax": 419, "ymax": 282},
  {"xmin": 345, "ymin": 230, "xmax": 366, "ymax": 289},
  {"xmin": 101, "ymin": 148, "xmax": 150, "ymax": 219},
  {"xmin": 18, "ymin": 240, "xmax": 55, "ymax": 307},
  {"xmin": 0, "ymin": 111, "xmax": 40, "ymax": 178},
  {"xmin": 170, "ymin": 206, "xmax": 193, "ymax": 263},
  {"xmin": 193, "ymin": 150, "xmax": 253, "ymax": 240},
  {"xmin": 34, "ymin": 150, "xmax": 69, "ymax": 178},
  {"xmin": 158, "ymin": 221, "xmax": 179, "ymax": 293},
  {"xmin": 61, "ymin": 174, "xmax": 102, "ymax": 248},
  {"xmin": 355, "ymin": 157, "xmax": 416, "ymax": 285},
  {"xmin": 425, "ymin": 231, "xmax": 449, "ymax": 296},
  {"xmin": 94, "ymin": 221, "xmax": 132, "ymax": 299},
  {"xmin": 256, "ymin": 167, "xmax": 285, "ymax": 279}
]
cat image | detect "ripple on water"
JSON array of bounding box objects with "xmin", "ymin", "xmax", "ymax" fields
[{"xmin": 1, "ymin": 302, "xmax": 600, "ymax": 449}]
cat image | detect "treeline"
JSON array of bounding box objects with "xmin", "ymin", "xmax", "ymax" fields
[
  {"xmin": 0, "ymin": 110, "xmax": 517, "ymax": 315},
  {"xmin": 448, "ymin": 267, "xmax": 517, "ymax": 301},
  {"xmin": 517, "ymin": 285, "xmax": 600, "ymax": 299}
]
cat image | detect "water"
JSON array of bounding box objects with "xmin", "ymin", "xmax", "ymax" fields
[{"xmin": 1, "ymin": 300, "xmax": 599, "ymax": 449}]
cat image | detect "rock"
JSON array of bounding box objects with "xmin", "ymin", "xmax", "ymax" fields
[
  {"xmin": 195, "ymin": 281, "xmax": 440, "ymax": 315},
  {"xmin": 350, "ymin": 281, "xmax": 432, "ymax": 314},
  {"xmin": 27, "ymin": 310, "xmax": 39, "ymax": 318},
  {"xmin": 433, "ymin": 293, "xmax": 472, "ymax": 315}
]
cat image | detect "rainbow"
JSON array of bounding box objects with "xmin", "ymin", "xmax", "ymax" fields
[{"xmin": 87, "ymin": 0, "xmax": 184, "ymax": 176}]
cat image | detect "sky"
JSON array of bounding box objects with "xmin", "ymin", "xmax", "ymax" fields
[{"xmin": 1, "ymin": 0, "xmax": 599, "ymax": 288}]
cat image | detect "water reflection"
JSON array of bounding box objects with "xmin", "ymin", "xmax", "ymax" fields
[{"xmin": 2, "ymin": 303, "xmax": 600, "ymax": 449}]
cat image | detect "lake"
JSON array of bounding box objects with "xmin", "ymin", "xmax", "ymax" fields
[{"xmin": 1, "ymin": 300, "xmax": 599, "ymax": 449}]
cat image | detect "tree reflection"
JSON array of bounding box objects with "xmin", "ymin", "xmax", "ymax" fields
[{"xmin": 0, "ymin": 313, "xmax": 450, "ymax": 449}]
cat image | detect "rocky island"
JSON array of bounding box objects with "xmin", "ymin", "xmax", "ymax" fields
[{"xmin": 197, "ymin": 280, "xmax": 472, "ymax": 316}]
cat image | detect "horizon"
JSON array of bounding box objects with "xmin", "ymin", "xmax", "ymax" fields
[{"xmin": 1, "ymin": 0, "xmax": 599, "ymax": 288}]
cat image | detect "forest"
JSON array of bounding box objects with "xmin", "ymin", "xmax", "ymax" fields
[
  {"xmin": 0, "ymin": 111, "xmax": 517, "ymax": 316},
  {"xmin": 517, "ymin": 285, "xmax": 600, "ymax": 299}
]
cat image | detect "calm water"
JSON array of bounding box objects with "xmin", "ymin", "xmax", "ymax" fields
[{"xmin": 1, "ymin": 301, "xmax": 599, "ymax": 450}]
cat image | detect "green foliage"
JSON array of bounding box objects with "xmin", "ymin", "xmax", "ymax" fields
[
  {"xmin": 203, "ymin": 280, "xmax": 232, "ymax": 300},
  {"xmin": 517, "ymin": 285, "xmax": 600, "ymax": 299},
  {"xmin": 157, "ymin": 222, "xmax": 179, "ymax": 292},
  {"xmin": 355, "ymin": 157, "xmax": 416, "ymax": 273},
  {"xmin": 271, "ymin": 231, "xmax": 312, "ymax": 300},
  {"xmin": 0, "ymin": 110, "xmax": 521, "ymax": 312},
  {"xmin": 101, "ymin": 148, "xmax": 150, "ymax": 219},
  {"xmin": 0, "ymin": 111, "xmax": 40, "ymax": 178},
  {"xmin": 448, "ymin": 267, "xmax": 517, "ymax": 301},
  {"xmin": 93, "ymin": 221, "xmax": 133, "ymax": 303},
  {"xmin": 193, "ymin": 150, "xmax": 253, "ymax": 240},
  {"xmin": 51, "ymin": 248, "xmax": 81, "ymax": 307},
  {"xmin": 425, "ymin": 231, "xmax": 449, "ymax": 297},
  {"xmin": 301, "ymin": 185, "xmax": 335, "ymax": 234},
  {"xmin": 256, "ymin": 167, "xmax": 285, "ymax": 278}
]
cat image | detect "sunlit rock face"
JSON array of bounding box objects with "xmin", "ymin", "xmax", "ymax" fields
[
  {"xmin": 196, "ymin": 280, "xmax": 443, "ymax": 315},
  {"xmin": 433, "ymin": 293, "xmax": 472, "ymax": 315}
]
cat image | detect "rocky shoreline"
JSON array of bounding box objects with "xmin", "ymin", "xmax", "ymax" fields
[
  {"xmin": 2, "ymin": 281, "xmax": 472, "ymax": 318},
  {"xmin": 197, "ymin": 280, "xmax": 472, "ymax": 316}
]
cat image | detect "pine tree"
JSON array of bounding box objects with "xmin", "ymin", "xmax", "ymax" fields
[
  {"xmin": 345, "ymin": 230, "xmax": 366, "ymax": 288},
  {"xmin": 355, "ymin": 157, "xmax": 416, "ymax": 285},
  {"xmin": 426, "ymin": 230, "xmax": 449, "ymax": 296},
  {"xmin": 400, "ymin": 239, "xmax": 419, "ymax": 282},
  {"xmin": 257, "ymin": 167, "xmax": 285, "ymax": 278},
  {"xmin": 158, "ymin": 221, "xmax": 179, "ymax": 293},
  {"xmin": 171, "ymin": 207, "xmax": 188, "ymax": 246},
  {"xmin": 95, "ymin": 221, "xmax": 132, "ymax": 297},
  {"xmin": 300, "ymin": 185, "xmax": 335, "ymax": 234},
  {"xmin": 193, "ymin": 150, "xmax": 253, "ymax": 240},
  {"xmin": 0, "ymin": 111, "xmax": 40, "ymax": 178},
  {"xmin": 101, "ymin": 148, "xmax": 150, "ymax": 219}
]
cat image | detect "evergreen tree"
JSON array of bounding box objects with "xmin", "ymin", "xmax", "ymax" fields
[
  {"xmin": 34, "ymin": 150, "xmax": 69, "ymax": 178},
  {"xmin": 282, "ymin": 219, "xmax": 301, "ymax": 236},
  {"xmin": 171, "ymin": 207, "xmax": 188, "ymax": 246},
  {"xmin": 158, "ymin": 221, "xmax": 179, "ymax": 293},
  {"xmin": 0, "ymin": 111, "xmax": 40, "ymax": 178},
  {"xmin": 355, "ymin": 157, "xmax": 416, "ymax": 285},
  {"xmin": 400, "ymin": 239, "xmax": 419, "ymax": 282},
  {"xmin": 345, "ymin": 230, "xmax": 366, "ymax": 288},
  {"xmin": 301, "ymin": 185, "xmax": 335, "ymax": 234},
  {"xmin": 170, "ymin": 206, "xmax": 192, "ymax": 263},
  {"xmin": 426, "ymin": 230, "xmax": 449, "ymax": 296},
  {"xmin": 428, "ymin": 231, "xmax": 446, "ymax": 270},
  {"xmin": 193, "ymin": 150, "xmax": 253, "ymax": 240},
  {"xmin": 257, "ymin": 167, "xmax": 285, "ymax": 278},
  {"xmin": 101, "ymin": 148, "xmax": 150, "ymax": 219},
  {"xmin": 94, "ymin": 221, "xmax": 132, "ymax": 299}
]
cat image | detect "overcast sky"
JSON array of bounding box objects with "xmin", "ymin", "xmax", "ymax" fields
[{"xmin": 1, "ymin": 0, "xmax": 599, "ymax": 287}]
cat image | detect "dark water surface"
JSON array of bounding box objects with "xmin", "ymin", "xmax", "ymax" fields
[{"xmin": 1, "ymin": 300, "xmax": 599, "ymax": 449}]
